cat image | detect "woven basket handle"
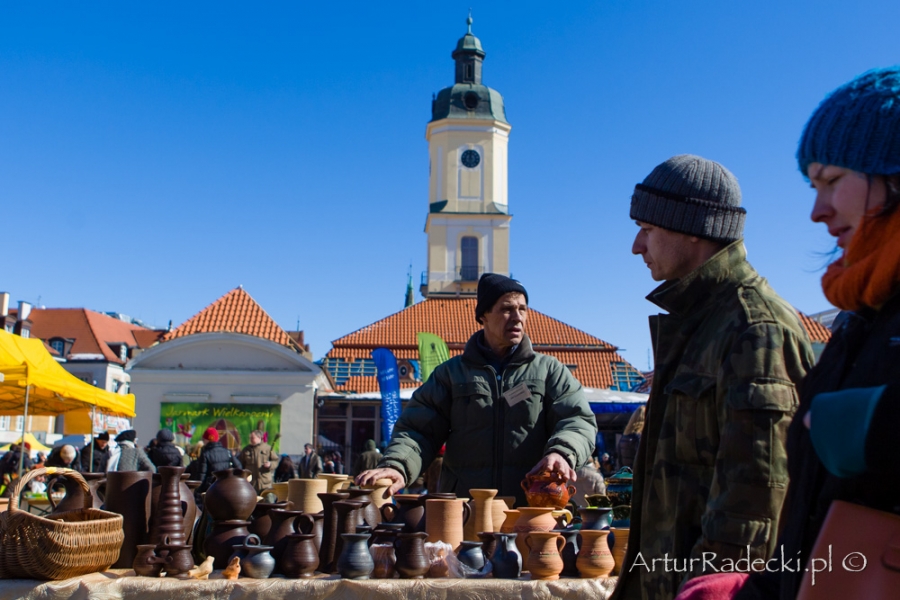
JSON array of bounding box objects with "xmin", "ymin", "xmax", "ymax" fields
[{"xmin": 8, "ymin": 467, "xmax": 91, "ymax": 513}]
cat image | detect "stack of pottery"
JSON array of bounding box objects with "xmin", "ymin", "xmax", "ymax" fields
[
  {"xmin": 202, "ymin": 468, "xmax": 258, "ymax": 569},
  {"xmin": 131, "ymin": 467, "xmax": 195, "ymax": 578}
]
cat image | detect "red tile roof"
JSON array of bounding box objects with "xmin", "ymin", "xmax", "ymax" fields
[
  {"xmin": 29, "ymin": 308, "xmax": 154, "ymax": 364},
  {"xmin": 163, "ymin": 287, "xmax": 298, "ymax": 350},
  {"xmin": 326, "ymin": 297, "xmax": 636, "ymax": 393},
  {"xmin": 798, "ymin": 312, "xmax": 832, "ymax": 344}
]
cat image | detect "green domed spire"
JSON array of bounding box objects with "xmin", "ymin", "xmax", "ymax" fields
[{"xmin": 453, "ymin": 14, "xmax": 485, "ymax": 60}]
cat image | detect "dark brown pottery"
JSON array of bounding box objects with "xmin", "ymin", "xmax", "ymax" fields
[
  {"xmin": 380, "ymin": 494, "xmax": 425, "ymax": 533},
  {"xmin": 104, "ymin": 470, "xmax": 153, "ymax": 568},
  {"xmin": 132, "ymin": 544, "xmax": 164, "ymax": 577},
  {"xmin": 262, "ymin": 508, "xmax": 306, "ymax": 570},
  {"xmin": 248, "ymin": 500, "xmax": 291, "ymax": 539},
  {"xmin": 159, "ymin": 541, "xmax": 194, "ymax": 579},
  {"xmin": 281, "ymin": 533, "xmax": 319, "ymax": 578},
  {"xmin": 149, "ymin": 470, "xmax": 197, "ymax": 545},
  {"xmin": 373, "ymin": 522, "xmax": 404, "ymax": 545},
  {"xmin": 185, "ymin": 480, "xmax": 201, "ymax": 544},
  {"xmin": 477, "ymin": 531, "xmax": 497, "ymax": 562},
  {"xmin": 297, "ymin": 510, "xmax": 324, "ymax": 551},
  {"xmin": 82, "ymin": 472, "xmax": 107, "ymax": 509},
  {"xmin": 204, "ymin": 468, "xmax": 257, "ymax": 521},
  {"xmin": 394, "ymin": 531, "xmax": 430, "ymax": 579},
  {"xmin": 345, "ymin": 488, "xmax": 382, "ymax": 527},
  {"xmin": 47, "ymin": 474, "xmax": 90, "ymax": 514},
  {"xmin": 317, "ymin": 492, "xmax": 350, "ymax": 574},
  {"xmin": 330, "ymin": 500, "xmax": 365, "ymax": 573},
  {"xmin": 205, "ymin": 519, "xmax": 251, "ymax": 569},
  {"xmin": 149, "ymin": 466, "xmax": 187, "ymax": 547}
]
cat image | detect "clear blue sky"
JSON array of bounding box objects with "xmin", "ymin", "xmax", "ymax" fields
[{"xmin": 3, "ymin": 2, "xmax": 898, "ymax": 371}]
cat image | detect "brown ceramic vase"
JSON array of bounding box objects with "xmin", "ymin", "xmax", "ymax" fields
[
  {"xmin": 104, "ymin": 470, "xmax": 153, "ymax": 568},
  {"xmin": 576, "ymin": 529, "xmax": 615, "ymax": 578},
  {"xmin": 281, "ymin": 533, "xmax": 319, "ymax": 578},
  {"xmin": 526, "ymin": 531, "xmax": 566, "ymax": 580},
  {"xmin": 204, "ymin": 469, "xmax": 257, "ymax": 521}
]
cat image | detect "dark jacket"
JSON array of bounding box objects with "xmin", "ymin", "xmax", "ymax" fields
[
  {"xmin": 197, "ymin": 441, "xmax": 241, "ymax": 492},
  {"xmin": 149, "ymin": 441, "xmax": 183, "ymax": 469},
  {"xmin": 45, "ymin": 447, "xmax": 81, "ymax": 471},
  {"xmin": 298, "ymin": 451, "xmax": 322, "ymax": 479},
  {"xmin": 613, "ymin": 242, "xmax": 814, "ymax": 600},
  {"xmin": 80, "ymin": 440, "xmax": 111, "ymax": 473},
  {"xmin": 378, "ymin": 331, "xmax": 597, "ymax": 506},
  {"xmin": 737, "ymin": 296, "xmax": 900, "ymax": 600}
]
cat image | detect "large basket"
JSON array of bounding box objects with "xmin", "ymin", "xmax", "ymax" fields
[{"xmin": 0, "ymin": 467, "xmax": 124, "ymax": 580}]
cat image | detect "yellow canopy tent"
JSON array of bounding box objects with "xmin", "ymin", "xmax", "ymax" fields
[
  {"xmin": 0, "ymin": 432, "xmax": 53, "ymax": 454},
  {"xmin": 0, "ymin": 330, "xmax": 136, "ymax": 473}
]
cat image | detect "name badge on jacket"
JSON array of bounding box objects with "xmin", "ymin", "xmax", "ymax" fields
[{"xmin": 502, "ymin": 382, "xmax": 531, "ymax": 407}]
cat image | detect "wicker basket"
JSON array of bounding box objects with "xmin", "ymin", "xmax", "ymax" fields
[{"xmin": 0, "ymin": 467, "xmax": 124, "ymax": 580}]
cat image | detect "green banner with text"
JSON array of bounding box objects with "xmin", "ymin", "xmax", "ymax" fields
[{"xmin": 160, "ymin": 402, "xmax": 281, "ymax": 453}]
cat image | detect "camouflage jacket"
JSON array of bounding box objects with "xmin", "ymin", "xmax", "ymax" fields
[
  {"xmin": 612, "ymin": 242, "xmax": 814, "ymax": 600},
  {"xmin": 377, "ymin": 332, "xmax": 597, "ymax": 506}
]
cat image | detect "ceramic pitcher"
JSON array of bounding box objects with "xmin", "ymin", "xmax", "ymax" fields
[
  {"xmin": 576, "ymin": 529, "xmax": 615, "ymax": 578},
  {"xmin": 490, "ymin": 532, "xmax": 522, "ymax": 579},
  {"xmin": 425, "ymin": 498, "xmax": 471, "ymax": 550},
  {"xmin": 526, "ymin": 531, "xmax": 566, "ymax": 580}
]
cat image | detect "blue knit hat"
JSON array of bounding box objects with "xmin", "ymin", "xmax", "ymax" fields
[{"xmin": 798, "ymin": 66, "xmax": 900, "ymax": 177}]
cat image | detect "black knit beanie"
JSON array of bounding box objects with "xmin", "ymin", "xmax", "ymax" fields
[
  {"xmin": 115, "ymin": 430, "xmax": 137, "ymax": 443},
  {"xmin": 475, "ymin": 273, "xmax": 528, "ymax": 323},
  {"xmin": 156, "ymin": 429, "xmax": 175, "ymax": 443},
  {"xmin": 630, "ymin": 154, "xmax": 746, "ymax": 243}
]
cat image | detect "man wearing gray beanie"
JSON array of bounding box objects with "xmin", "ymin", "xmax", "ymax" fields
[{"xmin": 612, "ymin": 155, "xmax": 815, "ymax": 600}]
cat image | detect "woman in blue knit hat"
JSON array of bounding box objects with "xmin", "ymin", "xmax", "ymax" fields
[{"xmin": 678, "ymin": 67, "xmax": 900, "ymax": 600}]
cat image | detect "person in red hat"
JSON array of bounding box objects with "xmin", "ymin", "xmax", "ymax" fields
[{"xmin": 194, "ymin": 427, "xmax": 241, "ymax": 495}]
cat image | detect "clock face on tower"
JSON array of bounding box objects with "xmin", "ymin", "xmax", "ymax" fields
[{"xmin": 460, "ymin": 149, "xmax": 481, "ymax": 169}]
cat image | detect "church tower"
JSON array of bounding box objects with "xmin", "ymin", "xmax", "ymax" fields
[{"xmin": 422, "ymin": 16, "xmax": 512, "ymax": 298}]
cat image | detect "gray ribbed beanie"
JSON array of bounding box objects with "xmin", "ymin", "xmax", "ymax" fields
[{"xmin": 630, "ymin": 154, "xmax": 746, "ymax": 243}]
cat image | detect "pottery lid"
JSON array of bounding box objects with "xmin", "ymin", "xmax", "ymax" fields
[{"xmin": 607, "ymin": 468, "xmax": 633, "ymax": 483}]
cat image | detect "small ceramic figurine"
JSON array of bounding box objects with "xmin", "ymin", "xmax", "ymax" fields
[
  {"xmin": 223, "ymin": 556, "xmax": 242, "ymax": 580},
  {"xmin": 188, "ymin": 556, "xmax": 215, "ymax": 580}
]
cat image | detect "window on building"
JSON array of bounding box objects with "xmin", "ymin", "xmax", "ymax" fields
[
  {"xmin": 49, "ymin": 338, "xmax": 65, "ymax": 356},
  {"xmin": 460, "ymin": 236, "xmax": 479, "ymax": 281},
  {"xmin": 320, "ymin": 358, "xmax": 378, "ymax": 387},
  {"xmin": 0, "ymin": 416, "xmax": 9, "ymax": 431},
  {"xmin": 14, "ymin": 416, "xmax": 24, "ymax": 432}
]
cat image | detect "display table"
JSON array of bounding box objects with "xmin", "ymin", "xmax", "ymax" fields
[{"xmin": 0, "ymin": 570, "xmax": 618, "ymax": 600}]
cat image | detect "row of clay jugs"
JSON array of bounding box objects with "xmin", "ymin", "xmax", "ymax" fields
[
  {"xmin": 205, "ymin": 468, "xmax": 257, "ymax": 521},
  {"xmin": 464, "ymin": 488, "xmax": 497, "ymax": 541},
  {"xmin": 229, "ymin": 534, "xmax": 276, "ymax": 579}
]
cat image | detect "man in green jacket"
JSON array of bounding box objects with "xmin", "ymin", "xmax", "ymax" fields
[
  {"xmin": 611, "ymin": 155, "xmax": 815, "ymax": 600},
  {"xmin": 356, "ymin": 274, "xmax": 597, "ymax": 506}
]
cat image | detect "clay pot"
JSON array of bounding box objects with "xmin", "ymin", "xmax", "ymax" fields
[
  {"xmin": 104, "ymin": 470, "xmax": 153, "ymax": 569},
  {"xmin": 317, "ymin": 492, "xmax": 351, "ymax": 573},
  {"xmin": 281, "ymin": 533, "xmax": 319, "ymax": 578},
  {"xmin": 457, "ymin": 540, "xmax": 485, "ymax": 571},
  {"xmin": 576, "ymin": 529, "xmax": 614, "ymax": 578},
  {"xmin": 521, "ymin": 470, "xmax": 576, "ymax": 509},
  {"xmin": 372, "ymin": 522, "xmax": 404, "ymax": 545},
  {"xmin": 331, "ymin": 500, "xmax": 365, "ymax": 571},
  {"xmin": 496, "ymin": 496, "xmax": 516, "ymax": 509},
  {"xmin": 513, "ymin": 507, "xmax": 556, "ymax": 564},
  {"xmin": 149, "ymin": 469, "xmax": 197, "ymax": 547},
  {"xmin": 47, "ymin": 474, "xmax": 90, "ymax": 514},
  {"xmin": 289, "ymin": 478, "xmax": 328, "ymax": 514},
  {"xmin": 610, "ymin": 527, "xmax": 629, "ymax": 576},
  {"xmin": 552, "ymin": 509, "xmax": 573, "ymax": 529},
  {"xmin": 371, "ymin": 543, "xmax": 396, "ymax": 579},
  {"xmin": 336, "ymin": 533, "xmax": 374, "ymax": 579},
  {"xmin": 319, "ymin": 473, "xmax": 351, "ymax": 493},
  {"xmin": 248, "ymin": 500, "xmax": 291, "ymax": 539},
  {"xmin": 205, "ymin": 469, "xmax": 257, "ymax": 521},
  {"xmin": 425, "ymin": 498, "xmax": 471, "ymax": 551},
  {"xmin": 205, "ymin": 519, "xmax": 251, "ymax": 569},
  {"xmin": 231, "ymin": 534, "xmax": 276, "ymax": 579},
  {"xmin": 526, "ymin": 531, "xmax": 566, "ymax": 580},
  {"xmin": 477, "ymin": 531, "xmax": 497, "ymax": 561},
  {"xmin": 81, "ymin": 472, "xmax": 107, "ymax": 509},
  {"xmin": 500, "ymin": 509, "xmax": 520, "ymax": 534},
  {"xmin": 361, "ymin": 478, "xmax": 393, "ymax": 509},
  {"xmin": 555, "ymin": 528, "xmax": 581, "ymax": 577},
  {"xmin": 158, "ymin": 539, "xmax": 194, "ymax": 579},
  {"xmin": 578, "ymin": 506, "xmax": 613, "ymax": 531},
  {"xmin": 380, "ymin": 494, "xmax": 425, "ymax": 533},
  {"xmin": 262, "ymin": 508, "xmax": 307, "ymax": 568},
  {"xmin": 345, "ymin": 488, "xmax": 382, "ymax": 527},
  {"xmin": 490, "ymin": 532, "xmax": 522, "ymax": 579},
  {"xmin": 297, "ymin": 510, "xmax": 324, "ymax": 551},
  {"xmin": 149, "ymin": 466, "xmax": 188, "ymax": 547},
  {"xmin": 132, "ymin": 544, "xmax": 164, "ymax": 577},
  {"xmin": 490, "ymin": 499, "xmax": 509, "ymax": 534},
  {"xmin": 466, "ymin": 489, "xmax": 497, "ymax": 540},
  {"xmin": 394, "ymin": 531, "xmax": 430, "ymax": 579}
]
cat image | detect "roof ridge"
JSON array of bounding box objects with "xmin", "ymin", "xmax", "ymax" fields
[{"xmin": 78, "ymin": 308, "xmax": 116, "ymax": 362}]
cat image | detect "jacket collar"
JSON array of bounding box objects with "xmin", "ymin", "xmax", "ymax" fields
[
  {"xmin": 647, "ymin": 240, "xmax": 755, "ymax": 317},
  {"xmin": 462, "ymin": 330, "xmax": 535, "ymax": 369}
]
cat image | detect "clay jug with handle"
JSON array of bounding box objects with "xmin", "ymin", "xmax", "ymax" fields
[{"xmin": 526, "ymin": 531, "xmax": 566, "ymax": 580}]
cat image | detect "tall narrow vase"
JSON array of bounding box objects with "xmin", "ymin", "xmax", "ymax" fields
[
  {"xmin": 149, "ymin": 466, "xmax": 187, "ymax": 547},
  {"xmin": 466, "ymin": 489, "xmax": 497, "ymax": 540},
  {"xmin": 104, "ymin": 470, "xmax": 153, "ymax": 569}
]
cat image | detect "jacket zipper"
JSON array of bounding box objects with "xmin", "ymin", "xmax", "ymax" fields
[{"xmin": 486, "ymin": 365, "xmax": 504, "ymax": 491}]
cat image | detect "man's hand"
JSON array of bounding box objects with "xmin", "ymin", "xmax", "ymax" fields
[
  {"xmin": 355, "ymin": 467, "xmax": 406, "ymax": 496},
  {"xmin": 527, "ymin": 452, "xmax": 577, "ymax": 482}
]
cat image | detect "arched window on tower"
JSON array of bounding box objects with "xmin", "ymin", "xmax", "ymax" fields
[{"xmin": 460, "ymin": 236, "xmax": 479, "ymax": 281}]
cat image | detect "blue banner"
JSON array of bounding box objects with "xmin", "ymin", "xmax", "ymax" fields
[{"xmin": 372, "ymin": 348, "xmax": 402, "ymax": 445}]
